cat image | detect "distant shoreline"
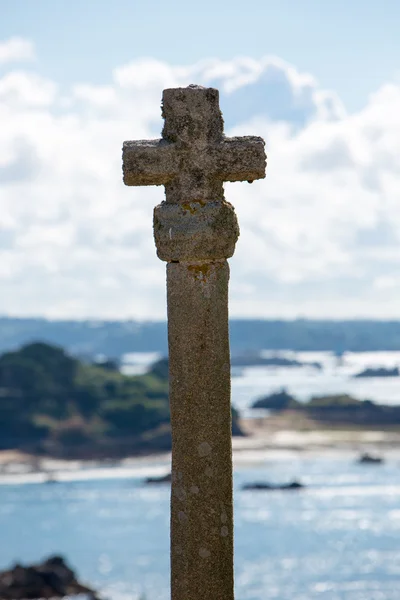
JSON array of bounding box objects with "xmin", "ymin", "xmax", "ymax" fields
[
  {"xmin": 239, "ymin": 414, "xmax": 400, "ymax": 452},
  {"xmin": 6, "ymin": 317, "xmax": 400, "ymax": 357},
  {"xmin": 1, "ymin": 416, "xmax": 399, "ymax": 483}
]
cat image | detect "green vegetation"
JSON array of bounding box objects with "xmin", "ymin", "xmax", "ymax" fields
[
  {"xmin": 0, "ymin": 343, "xmax": 243, "ymax": 458},
  {"xmin": 252, "ymin": 390, "xmax": 400, "ymax": 428},
  {"xmin": 307, "ymin": 394, "xmax": 362, "ymax": 407},
  {"xmin": 252, "ymin": 389, "xmax": 300, "ymax": 411},
  {"xmin": 0, "ymin": 342, "xmax": 170, "ymax": 458}
]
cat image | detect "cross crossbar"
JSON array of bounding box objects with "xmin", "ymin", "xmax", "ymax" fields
[{"xmin": 123, "ymin": 85, "xmax": 266, "ymax": 203}]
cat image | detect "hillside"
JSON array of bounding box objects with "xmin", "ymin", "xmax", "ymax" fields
[
  {"xmin": 4, "ymin": 318, "xmax": 400, "ymax": 357},
  {"xmin": 0, "ymin": 342, "xmax": 242, "ymax": 459}
]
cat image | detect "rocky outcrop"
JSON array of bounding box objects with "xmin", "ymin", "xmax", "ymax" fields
[
  {"xmin": 353, "ymin": 367, "xmax": 399, "ymax": 378},
  {"xmin": 357, "ymin": 452, "xmax": 384, "ymax": 464},
  {"xmin": 231, "ymin": 354, "xmax": 321, "ymax": 369},
  {"xmin": 252, "ymin": 392, "xmax": 400, "ymax": 427},
  {"xmin": 0, "ymin": 555, "xmax": 98, "ymax": 600},
  {"xmin": 252, "ymin": 389, "xmax": 299, "ymax": 411},
  {"xmin": 144, "ymin": 472, "xmax": 172, "ymax": 485},
  {"xmin": 242, "ymin": 480, "xmax": 304, "ymax": 491}
]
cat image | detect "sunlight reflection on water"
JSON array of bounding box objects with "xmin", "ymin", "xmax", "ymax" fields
[
  {"xmin": 2, "ymin": 351, "xmax": 400, "ymax": 599},
  {"xmin": 1, "ymin": 457, "xmax": 400, "ymax": 599}
]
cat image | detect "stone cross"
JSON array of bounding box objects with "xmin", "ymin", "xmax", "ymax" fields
[{"xmin": 123, "ymin": 85, "xmax": 266, "ymax": 600}]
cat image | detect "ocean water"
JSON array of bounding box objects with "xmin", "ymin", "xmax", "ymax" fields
[
  {"xmin": 123, "ymin": 350, "xmax": 400, "ymax": 414},
  {"xmin": 2, "ymin": 350, "xmax": 400, "ymax": 599},
  {"xmin": 230, "ymin": 350, "xmax": 400, "ymax": 415},
  {"xmin": 1, "ymin": 457, "xmax": 400, "ymax": 600}
]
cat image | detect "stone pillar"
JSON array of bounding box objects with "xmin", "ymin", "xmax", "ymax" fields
[
  {"xmin": 154, "ymin": 194, "xmax": 239, "ymax": 600},
  {"xmin": 122, "ymin": 84, "xmax": 266, "ymax": 600},
  {"xmin": 167, "ymin": 260, "xmax": 234, "ymax": 600}
]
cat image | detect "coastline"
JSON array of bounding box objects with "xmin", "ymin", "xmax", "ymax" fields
[{"xmin": 1, "ymin": 415, "xmax": 400, "ymax": 485}]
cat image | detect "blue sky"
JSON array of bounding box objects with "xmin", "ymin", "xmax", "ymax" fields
[
  {"xmin": 1, "ymin": 1, "xmax": 400, "ymax": 319},
  {"xmin": 2, "ymin": 0, "xmax": 400, "ymax": 111}
]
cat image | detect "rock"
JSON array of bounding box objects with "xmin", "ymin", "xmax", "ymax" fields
[
  {"xmin": 0, "ymin": 555, "xmax": 99, "ymax": 599},
  {"xmin": 353, "ymin": 367, "xmax": 399, "ymax": 378},
  {"xmin": 252, "ymin": 388, "xmax": 299, "ymax": 411},
  {"xmin": 231, "ymin": 353, "xmax": 321, "ymax": 369},
  {"xmin": 231, "ymin": 406, "xmax": 246, "ymax": 436},
  {"xmin": 242, "ymin": 479, "xmax": 304, "ymax": 491},
  {"xmin": 144, "ymin": 472, "xmax": 172, "ymax": 484},
  {"xmin": 357, "ymin": 452, "xmax": 384, "ymax": 464}
]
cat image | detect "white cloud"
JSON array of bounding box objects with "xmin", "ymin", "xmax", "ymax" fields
[
  {"xmin": 0, "ymin": 37, "xmax": 35, "ymax": 64},
  {"xmin": 0, "ymin": 71, "xmax": 56, "ymax": 107},
  {"xmin": 0, "ymin": 48, "xmax": 400, "ymax": 319}
]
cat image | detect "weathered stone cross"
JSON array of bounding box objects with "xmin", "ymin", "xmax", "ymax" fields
[{"xmin": 123, "ymin": 85, "xmax": 266, "ymax": 600}]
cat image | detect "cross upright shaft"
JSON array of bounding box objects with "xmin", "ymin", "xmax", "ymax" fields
[{"xmin": 123, "ymin": 85, "xmax": 266, "ymax": 600}]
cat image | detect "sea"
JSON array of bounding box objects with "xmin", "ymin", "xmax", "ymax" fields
[{"xmin": 2, "ymin": 350, "xmax": 400, "ymax": 600}]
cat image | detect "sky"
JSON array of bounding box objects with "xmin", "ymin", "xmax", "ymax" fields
[{"xmin": 1, "ymin": 0, "xmax": 400, "ymax": 320}]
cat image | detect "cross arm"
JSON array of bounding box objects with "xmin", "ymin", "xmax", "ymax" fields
[
  {"xmin": 122, "ymin": 139, "xmax": 178, "ymax": 186},
  {"xmin": 213, "ymin": 136, "xmax": 266, "ymax": 183}
]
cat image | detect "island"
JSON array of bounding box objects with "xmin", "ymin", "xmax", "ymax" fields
[
  {"xmin": 231, "ymin": 353, "xmax": 321, "ymax": 369},
  {"xmin": 252, "ymin": 388, "xmax": 299, "ymax": 411},
  {"xmin": 251, "ymin": 391, "xmax": 400, "ymax": 427},
  {"xmin": 0, "ymin": 342, "xmax": 244, "ymax": 460},
  {"xmin": 353, "ymin": 367, "xmax": 399, "ymax": 378}
]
